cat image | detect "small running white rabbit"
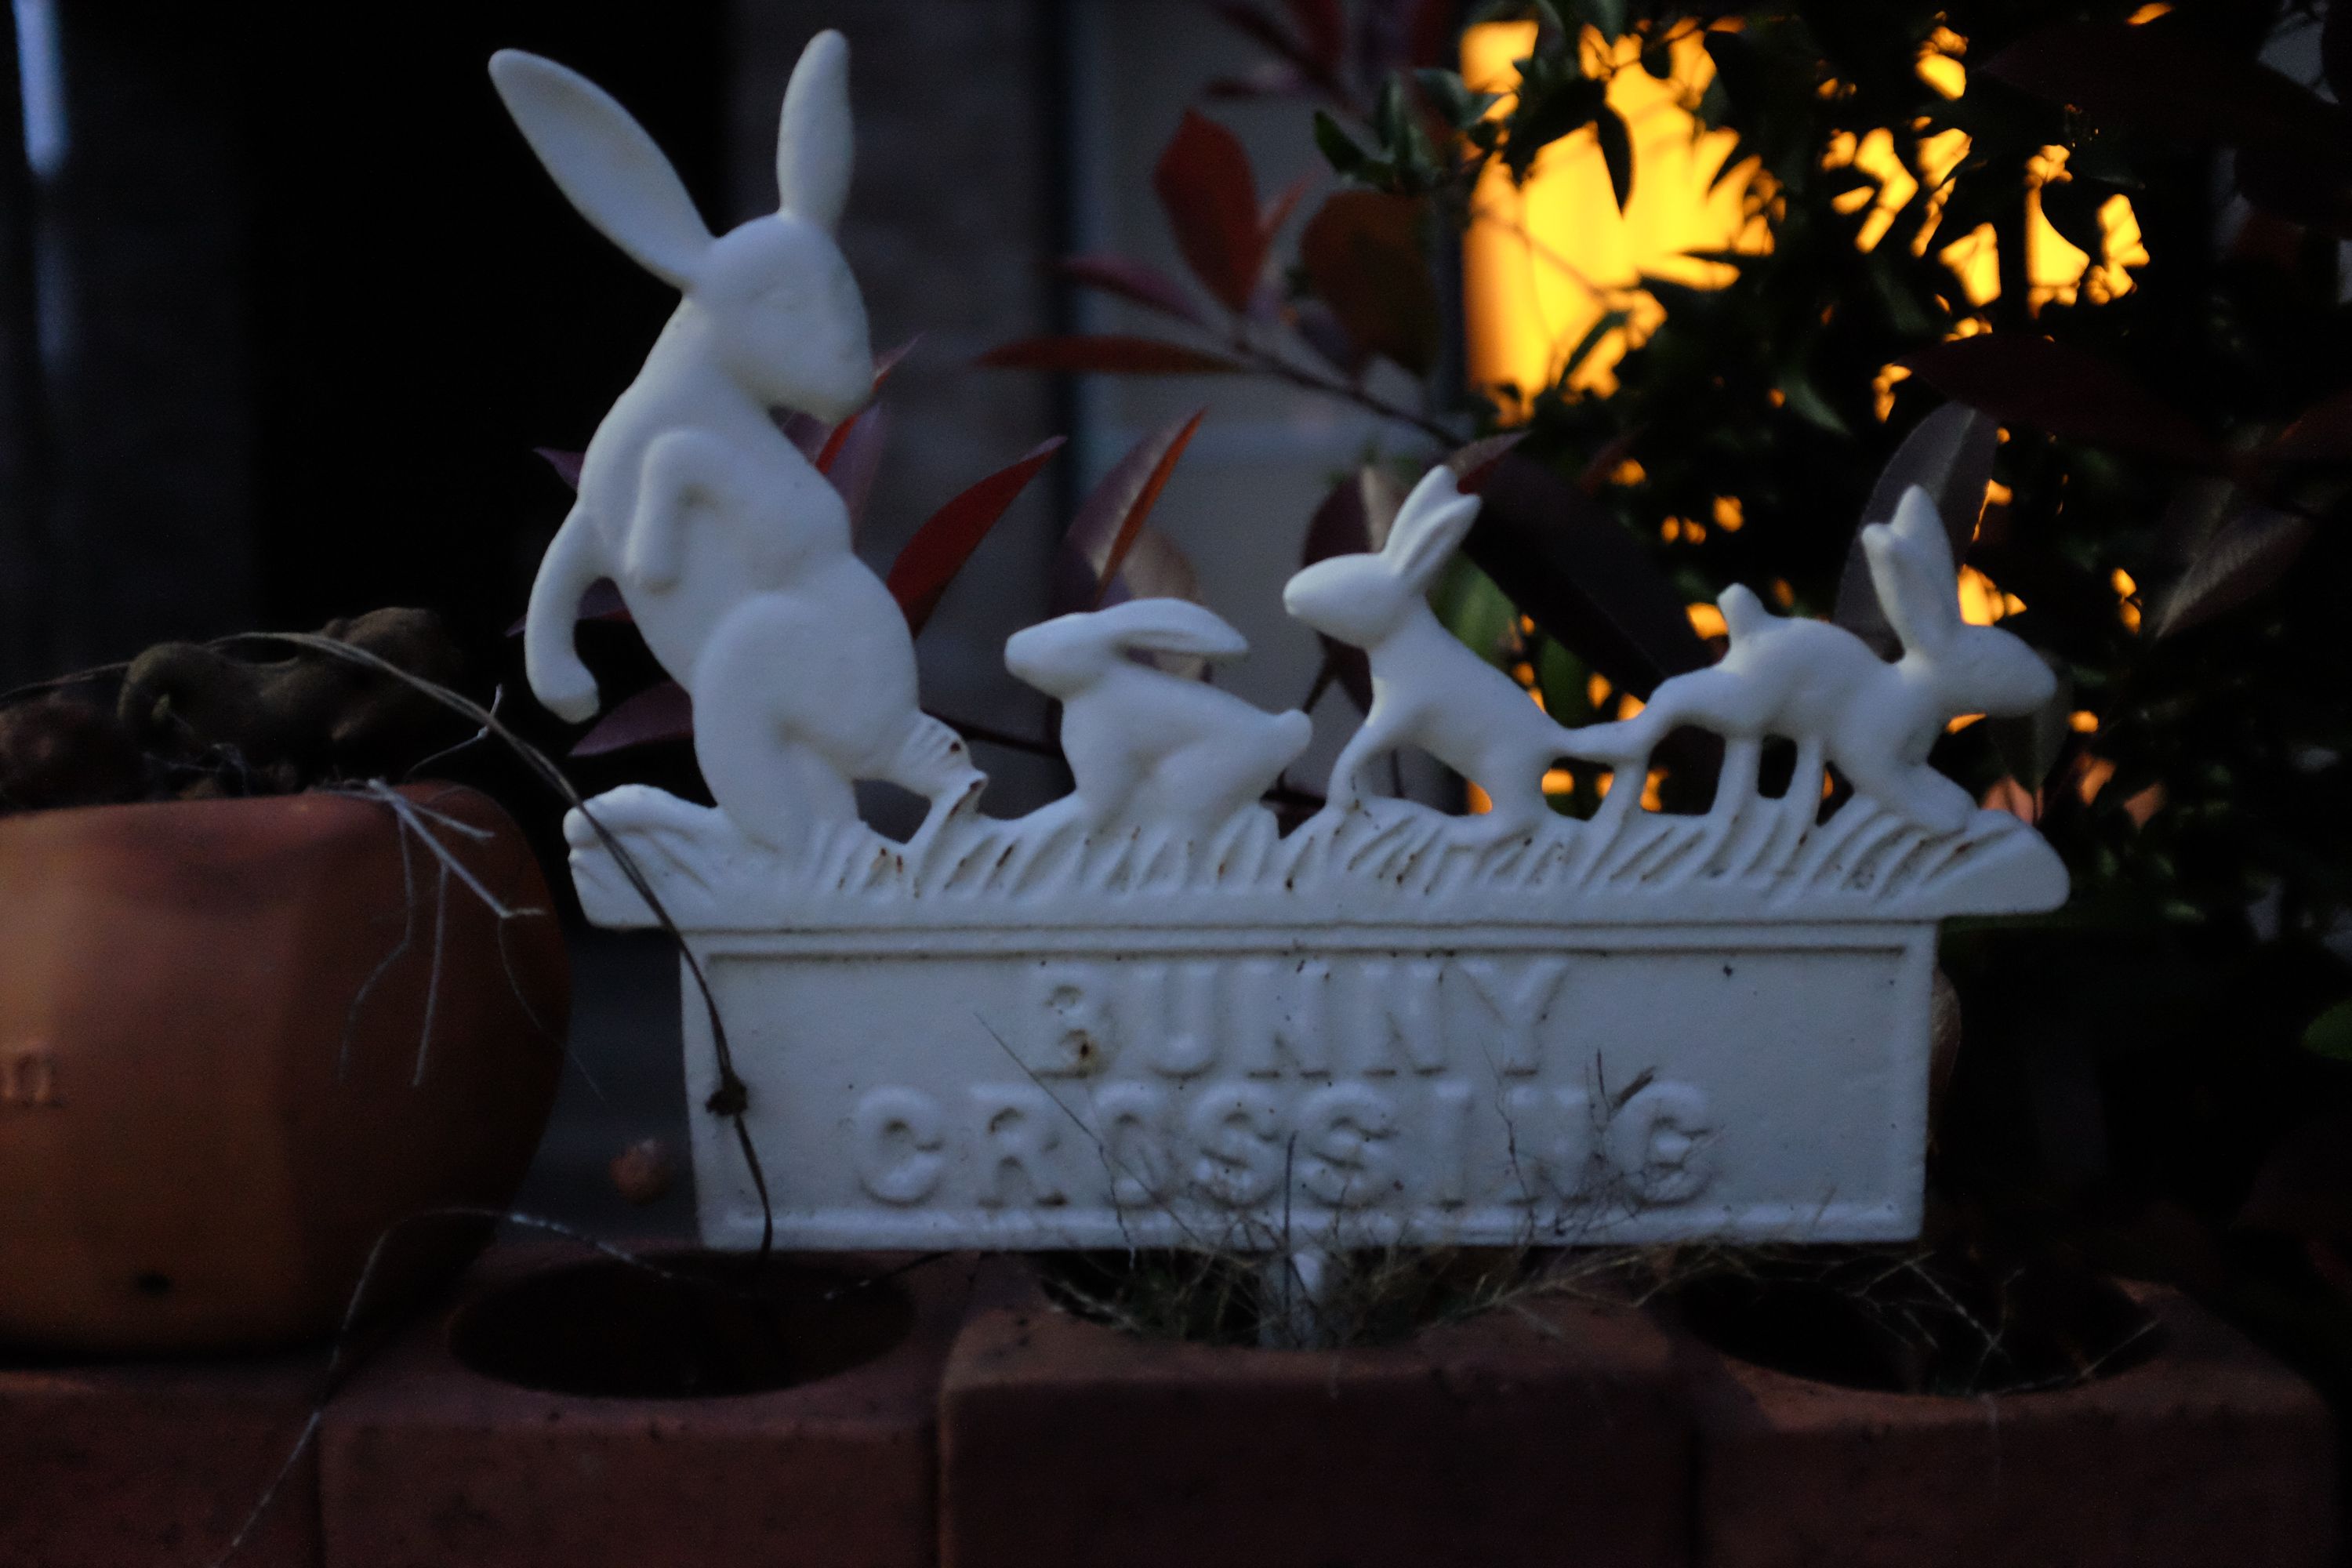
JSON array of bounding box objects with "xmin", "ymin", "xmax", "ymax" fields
[
  {"xmin": 1005, "ymin": 599, "xmax": 1311, "ymax": 833},
  {"xmin": 1282, "ymin": 466, "xmax": 1574, "ymax": 838},
  {"xmin": 1566, "ymin": 485, "xmax": 2057, "ymax": 834},
  {"xmin": 494, "ymin": 34, "xmax": 982, "ymax": 856}
]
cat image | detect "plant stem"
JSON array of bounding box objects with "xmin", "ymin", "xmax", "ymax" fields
[{"xmin": 1226, "ymin": 325, "xmax": 1459, "ymax": 443}]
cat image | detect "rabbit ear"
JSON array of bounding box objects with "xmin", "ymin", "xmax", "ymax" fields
[
  {"xmin": 1382, "ymin": 466, "xmax": 1481, "ymax": 590},
  {"xmin": 1861, "ymin": 485, "xmax": 1964, "ymax": 657},
  {"xmin": 491, "ymin": 51, "xmax": 712, "ymax": 291},
  {"xmin": 776, "ymin": 31, "xmax": 854, "ymax": 232},
  {"xmin": 1098, "ymin": 597, "xmax": 1250, "ymax": 660}
]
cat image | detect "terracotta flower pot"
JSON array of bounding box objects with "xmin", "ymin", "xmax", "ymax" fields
[{"xmin": 0, "ymin": 784, "xmax": 568, "ymax": 1353}]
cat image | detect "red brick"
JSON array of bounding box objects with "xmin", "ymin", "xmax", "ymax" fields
[
  {"xmin": 0, "ymin": 1348, "xmax": 323, "ymax": 1566},
  {"xmin": 320, "ymin": 1243, "xmax": 998, "ymax": 1568},
  {"xmin": 1685, "ymin": 1283, "xmax": 2337, "ymax": 1568},
  {"xmin": 940, "ymin": 1270, "xmax": 1691, "ymax": 1568}
]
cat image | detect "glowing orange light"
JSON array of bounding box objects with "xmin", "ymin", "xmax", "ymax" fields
[
  {"xmin": 1463, "ymin": 22, "xmax": 2150, "ymax": 411},
  {"xmin": 1462, "ymin": 21, "xmax": 1770, "ymax": 405}
]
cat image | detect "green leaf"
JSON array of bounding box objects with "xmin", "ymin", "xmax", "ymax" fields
[
  {"xmin": 1536, "ymin": 636, "xmax": 1592, "ymax": 724},
  {"xmin": 1430, "ymin": 556, "xmax": 1521, "ymax": 668},
  {"xmin": 1593, "ymin": 104, "xmax": 1635, "ymax": 211},
  {"xmin": 1584, "ymin": 0, "xmax": 1628, "ymax": 42},
  {"xmin": 1560, "ymin": 307, "xmax": 1631, "ymax": 383},
  {"xmin": 2303, "ymin": 1000, "xmax": 2352, "ymax": 1062},
  {"xmin": 1502, "ymin": 66, "xmax": 1605, "ymax": 182},
  {"xmin": 1416, "ymin": 68, "xmax": 1501, "ymax": 129},
  {"xmin": 1314, "ymin": 110, "xmax": 1370, "ymax": 176},
  {"xmin": 1988, "ymin": 655, "xmax": 2074, "ymax": 791},
  {"xmin": 1775, "ymin": 369, "xmax": 1853, "ymax": 437}
]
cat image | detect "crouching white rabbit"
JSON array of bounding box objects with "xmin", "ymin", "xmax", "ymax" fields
[
  {"xmin": 1282, "ymin": 466, "xmax": 1575, "ymax": 839},
  {"xmin": 1005, "ymin": 599, "xmax": 1311, "ymax": 833},
  {"xmin": 492, "ymin": 34, "xmax": 982, "ymax": 858},
  {"xmin": 1564, "ymin": 485, "xmax": 2057, "ymax": 835}
]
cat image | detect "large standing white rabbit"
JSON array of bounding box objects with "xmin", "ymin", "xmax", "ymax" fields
[{"xmin": 492, "ymin": 34, "xmax": 982, "ymax": 856}]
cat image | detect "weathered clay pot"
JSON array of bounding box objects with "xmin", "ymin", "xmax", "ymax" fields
[{"xmin": 0, "ymin": 784, "xmax": 567, "ymax": 1353}]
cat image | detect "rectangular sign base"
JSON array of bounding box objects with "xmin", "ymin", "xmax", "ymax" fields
[{"xmin": 680, "ymin": 921, "xmax": 1934, "ymax": 1252}]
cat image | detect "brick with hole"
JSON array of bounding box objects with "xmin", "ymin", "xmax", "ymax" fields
[
  {"xmin": 319, "ymin": 1243, "xmax": 1010, "ymax": 1568},
  {"xmin": 938, "ymin": 1263, "xmax": 1691, "ymax": 1568},
  {"xmin": 1679, "ymin": 1282, "xmax": 2336, "ymax": 1568}
]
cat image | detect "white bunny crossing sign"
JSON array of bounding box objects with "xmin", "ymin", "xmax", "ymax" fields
[
  {"xmin": 673, "ymin": 929, "xmax": 1933, "ymax": 1251},
  {"xmin": 507, "ymin": 34, "xmax": 2070, "ymax": 1254}
]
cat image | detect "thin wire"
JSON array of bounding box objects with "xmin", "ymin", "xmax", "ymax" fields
[{"xmin": 212, "ymin": 631, "xmax": 775, "ymax": 1265}]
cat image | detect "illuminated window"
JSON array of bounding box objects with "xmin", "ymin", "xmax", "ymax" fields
[
  {"xmin": 1462, "ymin": 21, "xmax": 2151, "ymax": 412},
  {"xmin": 1461, "ymin": 21, "xmax": 1770, "ymax": 405}
]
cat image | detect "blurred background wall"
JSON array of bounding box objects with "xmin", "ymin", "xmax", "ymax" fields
[
  {"xmin": 0, "ymin": 0, "xmax": 1368, "ymax": 791},
  {"xmin": 0, "ymin": 0, "xmax": 1419, "ymax": 1229}
]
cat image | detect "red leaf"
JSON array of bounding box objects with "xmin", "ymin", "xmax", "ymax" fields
[
  {"xmin": 1406, "ymin": 0, "xmax": 1457, "ymax": 70},
  {"xmin": 1154, "ymin": 110, "xmax": 1267, "ymax": 313},
  {"xmin": 1468, "ymin": 452, "xmax": 1712, "ymax": 699},
  {"xmin": 1835, "ymin": 404, "xmax": 2000, "ymax": 659},
  {"xmin": 782, "ymin": 338, "xmax": 918, "ymax": 464},
  {"xmin": 1445, "ymin": 432, "xmax": 1530, "ymax": 495},
  {"xmin": 1093, "ymin": 527, "xmax": 1215, "ymax": 678},
  {"xmin": 1301, "ymin": 470, "xmax": 1391, "ymax": 710},
  {"xmin": 1208, "ymin": 2, "xmax": 1351, "ymax": 100},
  {"xmin": 535, "ymin": 448, "xmax": 584, "ymax": 491},
  {"xmin": 571, "ymin": 680, "xmax": 692, "ymax": 757},
  {"xmin": 2149, "ymin": 503, "xmax": 2314, "ymax": 639},
  {"xmin": 1065, "ymin": 408, "xmax": 1209, "ymax": 608},
  {"xmin": 1058, "ymin": 254, "xmax": 1206, "ymax": 325},
  {"xmin": 2266, "ymin": 389, "xmax": 2352, "ymax": 466},
  {"xmin": 1206, "ymin": 66, "xmax": 1313, "ymax": 101},
  {"xmin": 2328, "ymin": 1, "xmax": 2352, "ymax": 112},
  {"xmin": 1985, "ymin": 21, "xmax": 2336, "ymax": 151},
  {"xmin": 1292, "ymin": 299, "xmax": 1367, "ymax": 377},
  {"xmin": 1575, "ymin": 430, "xmax": 1640, "ymax": 495},
  {"xmin": 1286, "ymin": 0, "xmax": 1345, "ymax": 71},
  {"xmin": 978, "ymin": 335, "xmax": 1247, "ymax": 375},
  {"xmin": 872, "ymin": 336, "xmax": 921, "ymax": 383},
  {"xmin": 504, "ymin": 577, "xmax": 630, "ymax": 638},
  {"xmin": 777, "ymin": 409, "xmax": 829, "ymax": 460},
  {"xmin": 886, "ymin": 437, "xmax": 1067, "ymax": 634},
  {"xmin": 579, "ymin": 579, "xmax": 632, "ymax": 622},
  {"xmin": 812, "ymin": 340, "xmax": 917, "ymax": 473},
  {"xmin": 2234, "ymin": 141, "xmax": 2352, "ymax": 238},
  {"xmin": 822, "ymin": 403, "xmax": 888, "ymax": 534},
  {"xmin": 814, "ymin": 407, "xmax": 866, "ymax": 474},
  {"xmin": 1261, "ymin": 173, "xmax": 1312, "ymax": 243},
  {"xmin": 1300, "ymin": 191, "xmax": 1439, "ymax": 376},
  {"xmin": 1901, "ymin": 335, "xmax": 2223, "ymax": 470}
]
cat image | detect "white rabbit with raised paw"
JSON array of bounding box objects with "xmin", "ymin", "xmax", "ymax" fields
[
  {"xmin": 1006, "ymin": 598, "xmax": 1312, "ymax": 833},
  {"xmin": 494, "ymin": 34, "xmax": 982, "ymax": 858},
  {"xmin": 1282, "ymin": 465, "xmax": 1574, "ymax": 840},
  {"xmin": 1565, "ymin": 484, "xmax": 2057, "ymax": 836}
]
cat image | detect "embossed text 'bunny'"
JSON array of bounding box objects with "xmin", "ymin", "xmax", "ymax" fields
[{"xmin": 493, "ymin": 34, "xmax": 982, "ymax": 858}]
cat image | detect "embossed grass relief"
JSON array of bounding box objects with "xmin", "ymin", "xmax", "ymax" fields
[{"xmin": 563, "ymin": 470, "xmax": 2063, "ymax": 929}]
